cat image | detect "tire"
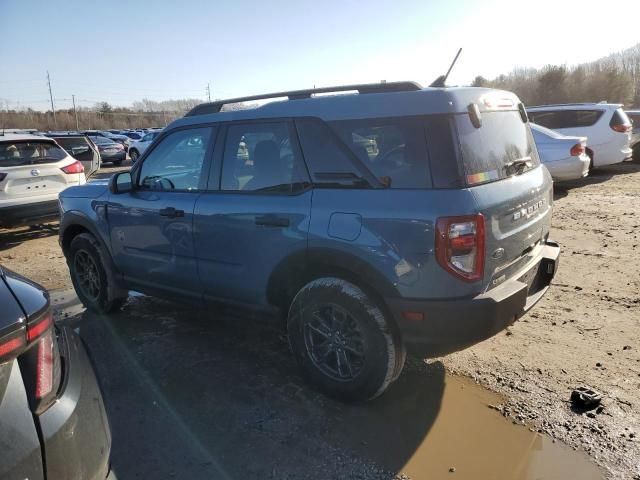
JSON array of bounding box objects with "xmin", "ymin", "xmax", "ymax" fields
[
  {"xmin": 129, "ymin": 150, "xmax": 139, "ymax": 162},
  {"xmin": 68, "ymin": 233, "xmax": 127, "ymax": 314},
  {"xmin": 287, "ymin": 278, "xmax": 405, "ymax": 402},
  {"xmin": 586, "ymin": 149, "xmax": 594, "ymax": 174}
]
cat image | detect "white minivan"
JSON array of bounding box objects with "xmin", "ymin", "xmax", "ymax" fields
[
  {"xmin": 0, "ymin": 134, "xmax": 86, "ymax": 227},
  {"xmin": 527, "ymin": 103, "xmax": 632, "ymax": 169}
]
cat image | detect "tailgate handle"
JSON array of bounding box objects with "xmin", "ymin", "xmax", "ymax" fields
[
  {"xmin": 255, "ymin": 215, "xmax": 290, "ymax": 227},
  {"xmin": 159, "ymin": 207, "xmax": 184, "ymax": 218}
]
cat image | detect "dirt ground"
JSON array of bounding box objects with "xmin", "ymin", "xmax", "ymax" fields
[
  {"xmin": 447, "ymin": 161, "xmax": 640, "ymax": 479},
  {"xmin": 1, "ymin": 160, "xmax": 639, "ymax": 478}
]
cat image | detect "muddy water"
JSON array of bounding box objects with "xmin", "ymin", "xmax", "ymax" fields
[
  {"xmin": 351, "ymin": 374, "xmax": 604, "ymax": 479},
  {"xmin": 51, "ymin": 289, "xmax": 604, "ymax": 479}
]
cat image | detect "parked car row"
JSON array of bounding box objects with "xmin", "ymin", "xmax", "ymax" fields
[{"xmin": 527, "ymin": 102, "xmax": 633, "ymax": 182}]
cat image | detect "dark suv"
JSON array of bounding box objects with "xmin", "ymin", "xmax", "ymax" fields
[{"xmin": 58, "ymin": 82, "xmax": 560, "ymax": 401}]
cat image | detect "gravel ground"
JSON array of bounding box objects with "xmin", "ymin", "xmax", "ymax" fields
[
  {"xmin": 445, "ymin": 160, "xmax": 640, "ymax": 479},
  {"xmin": 1, "ymin": 160, "xmax": 638, "ymax": 478}
]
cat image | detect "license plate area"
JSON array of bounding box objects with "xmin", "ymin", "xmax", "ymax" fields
[{"xmin": 519, "ymin": 258, "xmax": 555, "ymax": 297}]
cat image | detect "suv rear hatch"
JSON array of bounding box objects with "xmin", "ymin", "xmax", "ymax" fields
[
  {"xmin": 454, "ymin": 103, "xmax": 554, "ymax": 293},
  {"xmin": 0, "ymin": 140, "xmax": 75, "ymax": 201}
]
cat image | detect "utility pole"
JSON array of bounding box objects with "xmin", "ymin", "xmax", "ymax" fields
[
  {"xmin": 46, "ymin": 71, "xmax": 57, "ymax": 128},
  {"xmin": 206, "ymin": 83, "xmax": 211, "ymax": 102},
  {"xmin": 72, "ymin": 95, "xmax": 79, "ymax": 130}
]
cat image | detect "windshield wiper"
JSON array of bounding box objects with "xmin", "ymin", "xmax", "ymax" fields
[{"xmin": 504, "ymin": 158, "xmax": 532, "ymax": 176}]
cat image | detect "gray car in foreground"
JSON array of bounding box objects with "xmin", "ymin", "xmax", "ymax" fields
[
  {"xmin": 531, "ymin": 123, "xmax": 590, "ymax": 181},
  {"xmin": 0, "ymin": 266, "xmax": 111, "ymax": 479}
]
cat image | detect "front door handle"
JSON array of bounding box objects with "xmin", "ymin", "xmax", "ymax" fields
[
  {"xmin": 255, "ymin": 215, "xmax": 290, "ymax": 227},
  {"xmin": 159, "ymin": 207, "xmax": 184, "ymax": 218}
]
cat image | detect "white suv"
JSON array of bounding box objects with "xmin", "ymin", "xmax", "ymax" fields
[
  {"xmin": 0, "ymin": 134, "xmax": 86, "ymax": 228},
  {"xmin": 527, "ymin": 103, "xmax": 632, "ymax": 169},
  {"xmin": 127, "ymin": 130, "xmax": 161, "ymax": 162}
]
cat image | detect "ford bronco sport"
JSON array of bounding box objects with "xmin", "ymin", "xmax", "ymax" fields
[{"xmin": 59, "ymin": 82, "xmax": 560, "ymax": 401}]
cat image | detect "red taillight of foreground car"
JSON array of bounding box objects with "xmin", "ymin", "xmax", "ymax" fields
[
  {"xmin": 436, "ymin": 214, "xmax": 485, "ymax": 282},
  {"xmin": 0, "ymin": 332, "xmax": 26, "ymax": 362},
  {"xmin": 61, "ymin": 160, "xmax": 84, "ymax": 174},
  {"xmin": 35, "ymin": 332, "xmax": 54, "ymax": 399},
  {"xmin": 26, "ymin": 311, "xmax": 52, "ymax": 342},
  {"xmin": 570, "ymin": 143, "xmax": 586, "ymax": 157}
]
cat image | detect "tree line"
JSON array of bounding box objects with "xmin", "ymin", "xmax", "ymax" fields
[{"xmin": 473, "ymin": 44, "xmax": 640, "ymax": 107}]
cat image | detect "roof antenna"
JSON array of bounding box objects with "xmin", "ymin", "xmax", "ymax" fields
[{"xmin": 429, "ymin": 48, "xmax": 462, "ymax": 88}]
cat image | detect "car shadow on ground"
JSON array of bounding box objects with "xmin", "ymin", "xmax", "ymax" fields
[
  {"xmin": 553, "ymin": 160, "xmax": 640, "ymax": 200},
  {"xmin": 72, "ymin": 296, "xmax": 444, "ymax": 479},
  {"xmin": 0, "ymin": 223, "xmax": 59, "ymax": 251}
]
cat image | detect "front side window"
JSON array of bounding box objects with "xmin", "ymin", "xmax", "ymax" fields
[
  {"xmin": 0, "ymin": 141, "xmax": 67, "ymax": 166},
  {"xmin": 220, "ymin": 122, "xmax": 309, "ymax": 193},
  {"xmin": 138, "ymin": 127, "xmax": 212, "ymax": 191},
  {"xmin": 329, "ymin": 117, "xmax": 431, "ymax": 188}
]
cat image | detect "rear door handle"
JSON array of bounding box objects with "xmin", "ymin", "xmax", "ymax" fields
[
  {"xmin": 255, "ymin": 215, "xmax": 290, "ymax": 227},
  {"xmin": 159, "ymin": 207, "xmax": 184, "ymax": 218}
]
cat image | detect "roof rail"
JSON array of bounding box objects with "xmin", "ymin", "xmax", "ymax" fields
[
  {"xmin": 527, "ymin": 102, "xmax": 600, "ymax": 109},
  {"xmin": 185, "ymin": 81, "xmax": 423, "ymax": 117}
]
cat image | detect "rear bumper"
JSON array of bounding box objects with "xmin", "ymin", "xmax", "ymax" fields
[
  {"xmin": 544, "ymin": 155, "xmax": 590, "ymax": 181},
  {"xmin": 387, "ymin": 241, "xmax": 560, "ymax": 357},
  {"xmin": 99, "ymin": 151, "xmax": 126, "ymax": 162},
  {"xmin": 0, "ymin": 200, "xmax": 59, "ymax": 227},
  {"xmin": 37, "ymin": 327, "xmax": 111, "ymax": 480}
]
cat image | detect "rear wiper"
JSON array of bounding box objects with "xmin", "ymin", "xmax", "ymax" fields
[
  {"xmin": 504, "ymin": 158, "xmax": 532, "ymax": 176},
  {"xmin": 314, "ymin": 172, "xmax": 378, "ymax": 188}
]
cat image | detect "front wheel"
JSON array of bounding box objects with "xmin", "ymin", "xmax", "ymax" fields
[
  {"xmin": 68, "ymin": 233, "xmax": 127, "ymax": 313},
  {"xmin": 287, "ymin": 278, "xmax": 405, "ymax": 402},
  {"xmin": 129, "ymin": 150, "xmax": 139, "ymax": 162}
]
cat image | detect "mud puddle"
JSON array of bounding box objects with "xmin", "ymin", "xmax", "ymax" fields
[
  {"xmin": 345, "ymin": 374, "xmax": 604, "ymax": 479},
  {"xmin": 51, "ymin": 289, "xmax": 604, "ymax": 479}
]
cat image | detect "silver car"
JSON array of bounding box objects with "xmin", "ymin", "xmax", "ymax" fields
[{"xmin": 531, "ymin": 123, "xmax": 590, "ymax": 181}]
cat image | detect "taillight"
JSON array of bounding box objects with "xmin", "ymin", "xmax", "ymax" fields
[
  {"xmin": 35, "ymin": 332, "xmax": 54, "ymax": 399},
  {"xmin": 436, "ymin": 214, "xmax": 485, "ymax": 282},
  {"xmin": 0, "ymin": 329, "xmax": 26, "ymax": 363},
  {"xmin": 570, "ymin": 143, "xmax": 585, "ymax": 156},
  {"xmin": 17, "ymin": 309, "xmax": 61, "ymax": 413},
  {"xmin": 61, "ymin": 160, "xmax": 84, "ymax": 174},
  {"xmin": 611, "ymin": 123, "xmax": 631, "ymax": 133}
]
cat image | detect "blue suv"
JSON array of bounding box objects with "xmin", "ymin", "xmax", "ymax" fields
[{"xmin": 59, "ymin": 82, "xmax": 560, "ymax": 401}]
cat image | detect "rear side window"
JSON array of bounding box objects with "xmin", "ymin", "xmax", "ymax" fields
[
  {"xmin": 528, "ymin": 109, "xmax": 604, "ymax": 129},
  {"xmin": 329, "ymin": 117, "xmax": 431, "ymax": 189},
  {"xmin": 0, "ymin": 141, "xmax": 67, "ymax": 167},
  {"xmin": 456, "ymin": 111, "xmax": 539, "ymax": 186}
]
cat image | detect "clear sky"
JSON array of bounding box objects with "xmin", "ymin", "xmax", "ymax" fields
[{"xmin": 1, "ymin": 0, "xmax": 639, "ymax": 111}]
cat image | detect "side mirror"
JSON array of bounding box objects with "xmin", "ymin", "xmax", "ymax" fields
[{"xmin": 109, "ymin": 171, "xmax": 133, "ymax": 194}]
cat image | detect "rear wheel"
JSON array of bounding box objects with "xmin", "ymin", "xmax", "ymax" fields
[
  {"xmin": 586, "ymin": 148, "xmax": 595, "ymax": 174},
  {"xmin": 287, "ymin": 278, "xmax": 405, "ymax": 402},
  {"xmin": 68, "ymin": 233, "xmax": 127, "ymax": 313}
]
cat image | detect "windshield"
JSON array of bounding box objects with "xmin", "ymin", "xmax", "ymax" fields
[
  {"xmin": 0, "ymin": 140, "xmax": 67, "ymax": 166},
  {"xmin": 456, "ymin": 111, "xmax": 540, "ymax": 186}
]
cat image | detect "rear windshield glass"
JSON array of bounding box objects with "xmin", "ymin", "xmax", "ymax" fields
[
  {"xmin": 528, "ymin": 109, "xmax": 604, "ymax": 129},
  {"xmin": 0, "ymin": 141, "xmax": 67, "ymax": 166},
  {"xmin": 329, "ymin": 117, "xmax": 431, "ymax": 189},
  {"xmin": 456, "ymin": 111, "xmax": 539, "ymax": 186}
]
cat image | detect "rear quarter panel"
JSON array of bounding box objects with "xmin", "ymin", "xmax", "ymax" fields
[{"xmin": 309, "ymin": 188, "xmax": 482, "ymax": 300}]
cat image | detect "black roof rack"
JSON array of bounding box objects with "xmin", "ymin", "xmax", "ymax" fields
[{"xmin": 185, "ymin": 81, "xmax": 423, "ymax": 117}]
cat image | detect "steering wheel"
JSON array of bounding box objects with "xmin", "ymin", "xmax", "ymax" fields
[{"xmin": 376, "ymin": 144, "xmax": 407, "ymax": 168}]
